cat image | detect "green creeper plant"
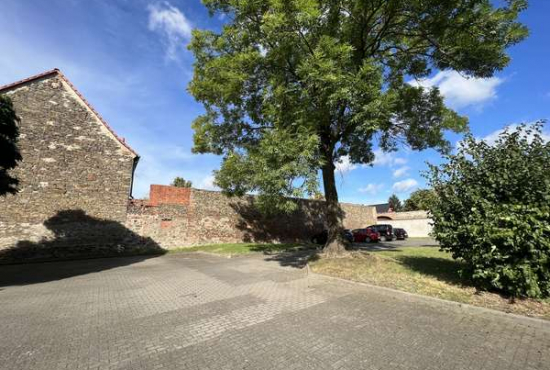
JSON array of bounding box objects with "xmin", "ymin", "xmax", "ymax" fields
[
  {"xmin": 188, "ymin": 0, "xmax": 527, "ymax": 254},
  {"xmin": 427, "ymin": 122, "xmax": 550, "ymax": 298}
]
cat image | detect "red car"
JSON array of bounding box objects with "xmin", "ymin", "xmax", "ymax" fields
[{"xmin": 352, "ymin": 227, "xmax": 380, "ymax": 243}]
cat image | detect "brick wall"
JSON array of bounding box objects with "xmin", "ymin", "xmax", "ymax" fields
[{"xmin": 149, "ymin": 185, "xmax": 191, "ymax": 206}]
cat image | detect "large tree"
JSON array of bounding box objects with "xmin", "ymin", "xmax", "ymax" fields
[
  {"xmin": 403, "ymin": 189, "xmax": 437, "ymax": 211},
  {"xmin": 388, "ymin": 194, "xmax": 402, "ymax": 212},
  {"xmin": 172, "ymin": 176, "xmax": 193, "ymax": 188},
  {"xmin": 189, "ymin": 0, "xmax": 527, "ymax": 255},
  {"xmin": 0, "ymin": 95, "xmax": 21, "ymax": 196}
]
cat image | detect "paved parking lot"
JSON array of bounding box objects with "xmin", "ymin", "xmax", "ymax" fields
[
  {"xmin": 0, "ymin": 253, "xmax": 549, "ymax": 370},
  {"xmin": 354, "ymin": 237, "xmax": 438, "ymax": 251}
]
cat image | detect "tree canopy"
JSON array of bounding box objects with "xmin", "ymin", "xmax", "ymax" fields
[
  {"xmin": 172, "ymin": 177, "xmax": 193, "ymax": 188},
  {"xmin": 189, "ymin": 0, "xmax": 527, "ymax": 254},
  {"xmin": 0, "ymin": 95, "xmax": 21, "ymax": 196},
  {"xmin": 388, "ymin": 194, "xmax": 402, "ymax": 212},
  {"xmin": 427, "ymin": 122, "xmax": 550, "ymax": 298},
  {"xmin": 403, "ymin": 189, "xmax": 437, "ymax": 211}
]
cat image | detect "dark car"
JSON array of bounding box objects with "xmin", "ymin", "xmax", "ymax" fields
[
  {"xmin": 368, "ymin": 224, "xmax": 394, "ymax": 241},
  {"xmin": 311, "ymin": 229, "xmax": 354, "ymax": 244},
  {"xmin": 352, "ymin": 227, "xmax": 380, "ymax": 243},
  {"xmin": 394, "ymin": 228, "xmax": 408, "ymax": 240}
]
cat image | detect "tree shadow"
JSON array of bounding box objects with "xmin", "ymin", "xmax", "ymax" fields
[
  {"xmin": 396, "ymin": 256, "xmax": 471, "ymax": 287},
  {"xmin": 230, "ymin": 199, "xmax": 327, "ymax": 243},
  {"xmin": 0, "ymin": 209, "xmax": 165, "ymax": 287},
  {"xmin": 261, "ymin": 247, "xmax": 320, "ymax": 269},
  {"xmin": 248, "ymin": 243, "xmax": 318, "ymax": 253},
  {"xmin": 247, "ymin": 243, "xmax": 320, "ymax": 269}
]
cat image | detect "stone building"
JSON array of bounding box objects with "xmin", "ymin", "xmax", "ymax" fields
[{"xmin": 0, "ymin": 69, "xmax": 143, "ymax": 259}]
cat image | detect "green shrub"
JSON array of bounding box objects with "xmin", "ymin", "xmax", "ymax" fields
[{"xmin": 427, "ymin": 122, "xmax": 550, "ymax": 298}]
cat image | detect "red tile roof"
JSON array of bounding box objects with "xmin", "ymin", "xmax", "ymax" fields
[{"xmin": 0, "ymin": 68, "xmax": 139, "ymax": 158}]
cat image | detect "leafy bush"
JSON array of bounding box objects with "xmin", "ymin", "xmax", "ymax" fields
[{"xmin": 427, "ymin": 123, "xmax": 550, "ymax": 298}]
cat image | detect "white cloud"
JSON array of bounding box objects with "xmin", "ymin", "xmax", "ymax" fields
[
  {"xmin": 358, "ymin": 183, "xmax": 385, "ymax": 195},
  {"xmin": 392, "ymin": 166, "xmax": 410, "ymax": 178},
  {"xmin": 148, "ymin": 1, "xmax": 192, "ymax": 60},
  {"xmin": 409, "ymin": 70, "xmax": 503, "ymax": 109},
  {"xmin": 369, "ymin": 149, "xmax": 407, "ymax": 167},
  {"xmin": 199, "ymin": 174, "xmax": 219, "ymax": 191},
  {"xmin": 481, "ymin": 123, "xmax": 550, "ymax": 146},
  {"xmin": 333, "ymin": 150, "xmax": 407, "ymax": 172},
  {"xmin": 392, "ymin": 178, "xmax": 419, "ymax": 193},
  {"xmin": 393, "ymin": 157, "xmax": 408, "ymax": 166},
  {"xmin": 371, "ymin": 150, "xmax": 394, "ymax": 166},
  {"xmin": 335, "ymin": 156, "xmax": 357, "ymax": 173}
]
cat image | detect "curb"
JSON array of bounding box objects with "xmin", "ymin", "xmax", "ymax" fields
[{"xmin": 309, "ymin": 267, "xmax": 550, "ymax": 329}]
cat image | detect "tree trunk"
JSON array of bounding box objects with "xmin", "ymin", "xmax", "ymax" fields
[{"xmin": 321, "ymin": 156, "xmax": 348, "ymax": 256}]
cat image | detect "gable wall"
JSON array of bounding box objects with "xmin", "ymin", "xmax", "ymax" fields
[{"xmin": 0, "ymin": 75, "xmax": 136, "ymax": 253}]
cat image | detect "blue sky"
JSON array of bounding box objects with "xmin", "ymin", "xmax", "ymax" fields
[{"xmin": 1, "ymin": 0, "xmax": 549, "ymax": 204}]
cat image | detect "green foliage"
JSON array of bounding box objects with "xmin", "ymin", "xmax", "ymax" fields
[
  {"xmin": 188, "ymin": 0, "xmax": 527, "ymax": 217},
  {"xmin": 404, "ymin": 189, "xmax": 438, "ymax": 211},
  {"xmin": 0, "ymin": 95, "xmax": 21, "ymax": 196},
  {"xmin": 427, "ymin": 123, "xmax": 550, "ymax": 298},
  {"xmin": 172, "ymin": 177, "xmax": 193, "ymax": 188},
  {"xmin": 388, "ymin": 194, "xmax": 402, "ymax": 212}
]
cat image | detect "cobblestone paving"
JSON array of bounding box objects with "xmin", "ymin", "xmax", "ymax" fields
[{"xmin": 0, "ymin": 253, "xmax": 549, "ymax": 370}]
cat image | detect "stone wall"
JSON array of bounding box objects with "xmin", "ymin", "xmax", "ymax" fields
[
  {"xmin": 126, "ymin": 186, "xmax": 377, "ymax": 249},
  {"xmin": 0, "ymin": 72, "xmax": 140, "ymax": 262},
  {"xmin": 126, "ymin": 200, "xmax": 189, "ymax": 249}
]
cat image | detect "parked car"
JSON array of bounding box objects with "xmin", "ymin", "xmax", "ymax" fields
[
  {"xmin": 393, "ymin": 228, "xmax": 408, "ymax": 240},
  {"xmin": 311, "ymin": 229, "xmax": 354, "ymax": 244},
  {"xmin": 343, "ymin": 229, "xmax": 354, "ymax": 243},
  {"xmin": 351, "ymin": 227, "xmax": 380, "ymax": 243},
  {"xmin": 368, "ymin": 224, "xmax": 394, "ymax": 241}
]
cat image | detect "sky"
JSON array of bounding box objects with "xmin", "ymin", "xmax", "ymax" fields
[{"xmin": 1, "ymin": 0, "xmax": 549, "ymax": 204}]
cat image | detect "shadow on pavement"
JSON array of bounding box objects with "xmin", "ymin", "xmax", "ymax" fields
[
  {"xmin": 0, "ymin": 255, "xmax": 162, "ymax": 288},
  {"xmin": 260, "ymin": 246, "xmax": 320, "ymax": 269},
  {"xmin": 352, "ymin": 238, "xmax": 439, "ymax": 251},
  {"xmin": 0, "ymin": 209, "xmax": 166, "ymax": 287}
]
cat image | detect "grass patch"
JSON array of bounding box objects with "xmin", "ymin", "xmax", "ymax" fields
[
  {"xmin": 310, "ymin": 247, "xmax": 550, "ymax": 320},
  {"xmin": 169, "ymin": 243, "xmax": 306, "ymax": 256}
]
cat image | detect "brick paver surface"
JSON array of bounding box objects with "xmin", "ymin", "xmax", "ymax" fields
[{"xmin": 0, "ymin": 253, "xmax": 549, "ymax": 370}]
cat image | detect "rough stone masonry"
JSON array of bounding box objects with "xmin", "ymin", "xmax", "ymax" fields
[
  {"xmin": 0, "ymin": 69, "xmax": 142, "ymax": 261},
  {"xmin": 127, "ymin": 185, "xmax": 377, "ymax": 249}
]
